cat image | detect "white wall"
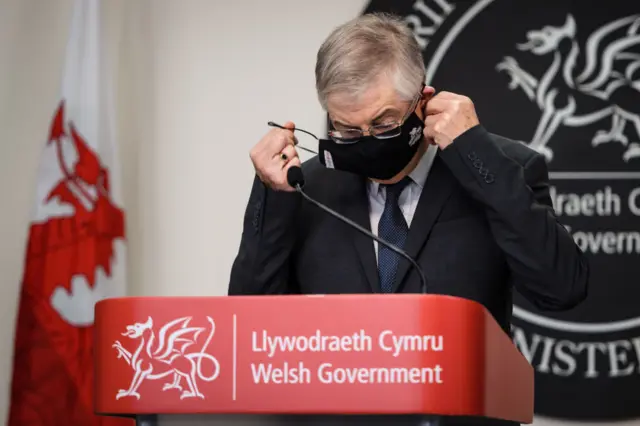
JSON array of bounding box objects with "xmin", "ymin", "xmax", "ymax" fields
[{"xmin": 0, "ymin": 0, "xmax": 635, "ymax": 425}]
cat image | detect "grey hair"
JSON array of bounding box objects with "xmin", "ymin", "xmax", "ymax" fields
[{"xmin": 315, "ymin": 13, "xmax": 425, "ymax": 111}]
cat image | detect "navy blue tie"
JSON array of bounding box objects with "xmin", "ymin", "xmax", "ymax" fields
[{"xmin": 377, "ymin": 177, "xmax": 412, "ymax": 293}]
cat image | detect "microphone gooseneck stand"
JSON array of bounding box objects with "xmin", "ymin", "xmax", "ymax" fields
[{"xmin": 287, "ymin": 166, "xmax": 441, "ymax": 426}]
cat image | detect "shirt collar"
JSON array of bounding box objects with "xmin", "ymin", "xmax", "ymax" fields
[{"xmin": 369, "ymin": 144, "xmax": 437, "ymax": 195}]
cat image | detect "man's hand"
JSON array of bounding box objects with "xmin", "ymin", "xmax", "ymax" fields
[
  {"xmin": 250, "ymin": 121, "xmax": 301, "ymax": 192},
  {"xmin": 423, "ymin": 91, "xmax": 480, "ymax": 149}
]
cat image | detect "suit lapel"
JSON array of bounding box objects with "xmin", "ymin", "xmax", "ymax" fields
[
  {"xmin": 342, "ymin": 177, "xmax": 380, "ymax": 293},
  {"xmin": 391, "ymin": 155, "xmax": 456, "ymax": 293}
]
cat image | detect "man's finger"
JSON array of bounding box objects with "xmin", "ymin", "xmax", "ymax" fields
[
  {"xmin": 281, "ymin": 121, "xmax": 300, "ymax": 145},
  {"xmin": 264, "ymin": 130, "xmax": 296, "ymax": 156},
  {"xmin": 433, "ymin": 91, "xmax": 457, "ymax": 99},
  {"xmin": 278, "ymin": 144, "xmax": 298, "ymax": 166},
  {"xmin": 425, "ymin": 114, "xmax": 439, "ymax": 128},
  {"xmin": 423, "ymin": 117, "xmax": 438, "ymax": 143},
  {"xmin": 425, "ymin": 98, "xmax": 448, "ymax": 115},
  {"xmin": 261, "ymin": 121, "xmax": 296, "ymax": 153}
]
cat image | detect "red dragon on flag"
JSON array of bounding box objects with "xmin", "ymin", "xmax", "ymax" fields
[{"xmin": 8, "ymin": 101, "xmax": 131, "ymax": 426}]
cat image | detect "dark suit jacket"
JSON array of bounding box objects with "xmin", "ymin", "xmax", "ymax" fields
[{"xmin": 228, "ymin": 125, "xmax": 590, "ymax": 426}]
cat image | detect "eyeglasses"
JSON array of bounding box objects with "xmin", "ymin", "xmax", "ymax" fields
[
  {"xmin": 266, "ymin": 88, "xmax": 423, "ymax": 152},
  {"xmin": 267, "ymin": 122, "xmax": 319, "ymax": 155},
  {"xmin": 327, "ymin": 91, "xmax": 422, "ymax": 144}
]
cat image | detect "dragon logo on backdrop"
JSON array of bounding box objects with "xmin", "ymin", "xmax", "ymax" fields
[
  {"xmin": 497, "ymin": 14, "xmax": 640, "ymax": 163},
  {"xmin": 113, "ymin": 316, "xmax": 221, "ymax": 400},
  {"xmin": 365, "ymin": 0, "xmax": 639, "ymax": 420}
]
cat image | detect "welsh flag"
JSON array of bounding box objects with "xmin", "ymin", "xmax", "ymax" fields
[{"xmin": 8, "ymin": 0, "xmax": 131, "ymax": 424}]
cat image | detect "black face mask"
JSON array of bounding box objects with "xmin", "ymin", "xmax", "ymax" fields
[{"xmin": 318, "ymin": 111, "xmax": 425, "ymax": 180}]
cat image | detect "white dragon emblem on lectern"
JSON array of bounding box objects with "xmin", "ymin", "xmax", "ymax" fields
[
  {"xmin": 112, "ymin": 316, "xmax": 220, "ymax": 400},
  {"xmin": 496, "ymin": 14, "xmax": 640, "ymax": 163}
]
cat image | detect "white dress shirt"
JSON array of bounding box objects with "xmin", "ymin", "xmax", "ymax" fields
[{"xmin": 368, "ymin": 144, "xmax": 438, "ymax": 262}]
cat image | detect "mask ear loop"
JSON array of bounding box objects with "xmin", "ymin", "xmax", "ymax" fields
[{"xmin": 267, "ymin": 121, "xmax": 318, "ymax": 155}]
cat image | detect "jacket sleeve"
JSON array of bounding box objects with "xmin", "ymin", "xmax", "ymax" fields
[
  {"xmin": 227, "ymin": 175, "xmax": 301, "ymax": 295},
  {"xmin": 438, "ymin": 125, "xmax": 589, "ymax": 310}
]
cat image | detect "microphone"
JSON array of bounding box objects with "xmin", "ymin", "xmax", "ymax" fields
[{"xmin": 286, "ymin": 166, "xmax": 427, "ymax": 294}]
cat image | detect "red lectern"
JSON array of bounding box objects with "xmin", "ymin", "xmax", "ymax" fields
[{"xmin": 94, "ymin": 295, "xmax": 533, "ymax": 424}]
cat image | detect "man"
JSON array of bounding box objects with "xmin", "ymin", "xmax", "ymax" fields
[{"xmin": 228, "ymin": 13, "xmax": 589, "ymax": 426}]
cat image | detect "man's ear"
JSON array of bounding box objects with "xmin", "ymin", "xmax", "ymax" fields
[
  {"xmin": 423, "ymin": 85, "xmax": 436, "ymax": 97},
  {"xmin": 417, "ymin": 85, "xmax": 436, "ymax": 120},
  {"xmin": 416, "ymin": 98, "xmax": 429, "ymax": 120}
]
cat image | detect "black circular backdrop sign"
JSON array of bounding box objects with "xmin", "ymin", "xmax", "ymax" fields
[{"xmin": 363, "ymin": 0, "xmax": 640, "ymax": 420}]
